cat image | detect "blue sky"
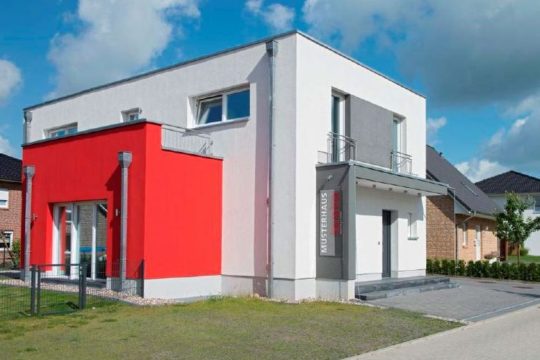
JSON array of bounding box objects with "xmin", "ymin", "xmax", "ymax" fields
[{"xmin": 1, "ymin": 0, "xmax": 539, "ymax": 181}]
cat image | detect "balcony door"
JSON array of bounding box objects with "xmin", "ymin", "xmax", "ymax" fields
[{"xmin": 52, "ymin": 202, "xmax": 107, "ymax": 280}]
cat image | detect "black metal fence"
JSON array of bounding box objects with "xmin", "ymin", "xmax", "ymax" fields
[{"xmin": 0, "ymin": 260, "xmax": 144, "ymax": 318}]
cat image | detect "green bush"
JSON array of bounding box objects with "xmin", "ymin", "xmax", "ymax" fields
[
  {"xmin": 432, "ymin": 259, "xmax": 441, "ymax": 274},
  {"xmin": 529, "ymin": 263, "xmax": 540, "ymax": 282},
  {"xmin": 11, "ymin": 239, "xmax": 21, "ymax": 268},
  {"xmin": 440, "ymin": 259, "xmax": 449, "ymax": 275},
  {"xmin": 426, "ymin": 259, "xmax": 433, "ymax": 274},
  {"xmin": 500, "ymin": 262, "xmax": 510, "ymax": 279},
  {"xmin": 509, "ymin": 263, "xmax": 519, "ymax": 280},
  {"xmin": 456, "ymin": 260, "xmax": 466, "ymax": 276},
  {"xmin": 490, "ymin": 262, "xmax": 501, "ymax": 279},
  {"xmin": 520, "ymin": 247, "xmax": 530, "ymax": 256},
  {"xmin": 448, "ymin": 260, "xmax": 456, "ymax": 276},
  {"xmin": 465, "ymin": 261, "xmax": 474, "ymax": 277}
]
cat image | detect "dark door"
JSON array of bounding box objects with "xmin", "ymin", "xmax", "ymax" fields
[{"xmin": 382, "ymin": 210, "xmax": 392, "ymax": 278}]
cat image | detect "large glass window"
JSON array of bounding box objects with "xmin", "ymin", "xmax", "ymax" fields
[
  {"xmin": 408, "ymin": 213, "xmax": 418, "ymax": 239},
  {"xmin": 196, "ymin": 88, "xmax": 250, "ymax": 126}
]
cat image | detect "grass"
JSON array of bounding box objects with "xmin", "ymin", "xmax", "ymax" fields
[
  {"xmin": 506, "ymin": 255, "xmax": 540, "ymax": 264},
  {"xmin": 0, "ymin": 296, "xmax": 460, "ymax": 360}
]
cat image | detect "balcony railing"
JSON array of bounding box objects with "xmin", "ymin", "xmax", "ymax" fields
[
  {"xmin": 318, "ymin": 132, "xmax": 357, "ymax": 164},
  {"xmin": 161, "ymin": 124, "xmax": 213, "ymax": 156},
  {"xmin": 391, "ymin": 151, "xmax": 412, "ymax": 174}
]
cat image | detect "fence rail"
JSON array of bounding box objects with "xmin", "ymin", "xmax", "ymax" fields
[
  {"xmin": 0, "ymin": 260, "xmax": 144, "ymax": 318},
  {"xmin": 162, "ymin": 124, "xmax": 213, "ymax": 155}
]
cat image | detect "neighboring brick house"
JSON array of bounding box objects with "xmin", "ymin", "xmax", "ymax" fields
[
  {"xmin": 426, "ymin": 146, "xmax": 501, "ymax": 262},
  {"xmin": 0, "ymin": 153, "xmax": 22, "ymax": 264},
  {"xmin": 476, "ymin": 171, "xmax": 540, "ymax": 256}
]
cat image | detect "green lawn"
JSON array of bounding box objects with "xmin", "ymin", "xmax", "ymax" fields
[
  {"xmin": 0, "ymin": 296, "xmax": 460, "ymax": 360},
  {"xmin": 506, "ymin": 255, "xmax": 540, "ymax": 264}
]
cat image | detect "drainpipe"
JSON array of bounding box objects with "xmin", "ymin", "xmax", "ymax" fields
[
  {"xmin": 447, "ymin": 187, "xmax": 458, "ymax": 262},
  {"xmin": 22, "ymin": 165, "xmax": 35, "ymax": 282},
  {"xmin": 118, "ymin": 152, "xmax": 132, "ymax": 290},
  {"xmin": 23, "ymin": 111, "xmax": 32, "ymax": 145},
  {"xmin": 266, "ymin": 40, "xmax": 278, "ymax": 298},
  {"xmin": 459, "ymin": 210, "xmax": 477, "ymax": 258}
]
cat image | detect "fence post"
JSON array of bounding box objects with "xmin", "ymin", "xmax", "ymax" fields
[
  {"xmin": 30, "ymin": 265, "xmax": 36, "ymax": 315},
  {"xmin": 78, "ymin": 263, "xmax": 87, "ymax": 310},
  {"xmin": 36, "ymin": 266, "xmax": 41, "ymax": 315}
]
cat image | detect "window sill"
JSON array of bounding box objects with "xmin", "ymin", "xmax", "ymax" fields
[
  {"xmin": 189, "ymin": 118, "xmax": 249, "ymax": 131},
  {"xmin": 408, "ymin": 236, "xmax": 419, "ymax": 241}
]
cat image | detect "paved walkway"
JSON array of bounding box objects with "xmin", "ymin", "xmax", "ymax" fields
[
  {"xmin": 368, "ymin": 277, "xmax": 540, "ymax": 322},
  {"xmin": 347, "ymin": 305, "xmax": 540, "ymax": 360}
]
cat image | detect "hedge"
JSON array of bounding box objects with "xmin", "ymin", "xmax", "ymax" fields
[{"xmin": 427, "ymin": 258, "xmax": 540, "ymax": 282}]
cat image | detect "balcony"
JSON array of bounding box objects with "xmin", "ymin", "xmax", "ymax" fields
[
  {"xmin": 161, "ymin": 124, "xmax": 214, "ymax": 156},
  {"xmin": 318, "ymin": 132, "xmax": 357, "ymax": 164},
  {"xmin": 391, "ymin": 151, "xmax": 413, "ymax": 175}
]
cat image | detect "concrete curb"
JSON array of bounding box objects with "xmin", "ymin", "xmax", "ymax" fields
[{"xmin": 342, "ymin": 304, "xmax": 540, "ymax": 360}]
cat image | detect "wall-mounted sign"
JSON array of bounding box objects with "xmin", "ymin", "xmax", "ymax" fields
[{"xmin": 319, "ymin": 189, "xmax": 342, "ymax": 256}]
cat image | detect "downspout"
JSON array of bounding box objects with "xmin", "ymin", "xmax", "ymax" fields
[
  {"xmin": 459, "ymin": 210, "xmax": 477, "ymax": 257},
  {"xmin": 118, "ymin": 152, "xmax": 132, "ymax": 291},
  {"xmin": 447, "ymin": 187, "xmax": 458, "ymax": 262},
  {"xmin": 22, "ymin": 165, "xmax": 35, "ymax": 281},
  {"xmin": 23, "ymin": 111, "xmax": 32, "ymax": 145},
  {"xmin": 266, "ymin": 40, "xmax": 278, "ymax": 298}
]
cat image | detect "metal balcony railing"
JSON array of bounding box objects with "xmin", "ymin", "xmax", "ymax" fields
[
  {"xmin": 319, "ymin": 132, "xmax": 357, "ymax": 164},
  {"xmin": 391, "ymin": 151, "xmax": 412, "ymax": 174},
  {"xmin": 161, "ymin": 124, "xmax": 213, "ymax": 156}
]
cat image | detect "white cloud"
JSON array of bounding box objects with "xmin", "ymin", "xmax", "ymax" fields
[
  {"xmin": 426, "ymin": 117, "xmax": 446, "ymax": 144},
  {"xmin": 48, "ymin": 0, "xmax": 200, "ymax": 97},
  {"xmin": 0, "ymin": 133, "xmax": 16, "ymax": 157},
  {"xmin": 455, "ymin": 158, "xmax": 508, "ymax": 183},
  {"xmin": 303, "ymin": 0, "xmax": 540, "ymax": 106},
  {"xmin": 0, "ymin": 59, "xmax": 22, "ymax": 104},
  {"xmin": 246, "ymin": 0, "xmax": 295, "ymax": 32}
]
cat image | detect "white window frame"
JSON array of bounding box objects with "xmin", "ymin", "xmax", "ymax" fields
[
  {"xmin": 408, "ymin": 212, "xmax": 418, "ymax": 240},
  {"xmin": 122, "ymin": 108, "xmax": 142, "ymax": 123},
  {"xmin": 46, "ymin": 123, "xmax": 78, "ymax": 139},
  {"xmin": 0, "ymin": 188, "xmax": 8, "ymax": 209},
  {"xmin": 463, "ymin": 223, "xmax": 468, "ymax": 246},
  {"xmin": 194, "ymin": 87, "xmax": 250, "ymax": 128},
  {"xmin": 1, "ymin": 231, "xmax": 13, "ymax": 251}
]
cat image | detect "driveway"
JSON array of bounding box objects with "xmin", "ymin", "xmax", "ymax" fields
[
  {"xmin": 348, "ymin": 305, "xmax": 540, "ymax": 360},
  {"xmin": 367, "ymin": 277, "xmax": 540, "ymax": 322}
]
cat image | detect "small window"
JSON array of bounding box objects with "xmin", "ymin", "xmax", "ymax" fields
[
  {"xmin": 408, "ymin": 212, "xmax": 418, "ymax": 239},
  {"xmin": 196, "ymin": 88, "xmax": 250, "ymax": 126},
  {"xmin": 47, "ymin": 124, "xmax": 77, "ymax": 139},
  {"xmin": 463, "ymin": 223, "xmax": 468, "ymax": 246},
  {"xmin": 1, "ymin": 231, "xmax": 13, "ymax": 250},
  {"xmin": 0, "ymin": 188, "xmax": 8, "ymax": 209},
  {"xmin": 122, "ymin": 108, "xmax": 142, "ymax": 122}
]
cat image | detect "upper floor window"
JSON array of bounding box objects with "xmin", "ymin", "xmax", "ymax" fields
[
  {"xmin": 463, "ymin": 223, "xmax": 468, "ymax": 246},
  {"xmin": 0, "ymin": 188, "xmax": 8, "ymax": 209},
  {"xmin": 122, "ymin": 108, "xmax": 142, "ymax": 122},
  {"xmin": 196, "ymin": 88, "xmax": 250, "ymax": 126},
  {"xmin": 47, "ymin": 123, "xmax": 77, "ymax": 139},
  {"xmin": 392, "ymin": 116, "xmax": 404, "ymax": 154}
]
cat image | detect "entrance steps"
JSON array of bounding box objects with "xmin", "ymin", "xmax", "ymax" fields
[{"xmin": 355, "ymin": 276, "xmax": 457, "ymax": 301}]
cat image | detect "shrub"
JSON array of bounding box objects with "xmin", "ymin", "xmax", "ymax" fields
[
  {"xmin": 456, "ymin": 260, "xmax": 466, "ymax": 276},
  {"xmin": 520, "ymin": 247, "xmax": 530, "ymax": 257},
  {"xmin": 448, "ymin": 260, "xmax": 457, "ymax": 276},
  {"xmin": 441, "ymin": 259, "xmax": 449, "ymax": 275},
  {"xmin": 11, "ymin": 239, "xmax": 21, "ymax": 268},
  {"xmin": 432, "ymin": 259, "xmax": 441, "ymax": 274},
  {"xmin": 426, "ymin": 259, "xmax": 433, "ymax": 274},
  {"xmin": 530, "ymin": 263, "xmax": 540, "ymax": 282},
  {"xmin": 509, "ymin": 263, "xmax": 519, "ymax": 280},
  {"xmin": 466, "ymin": 261, "xmax": 474, "ymax": 277},
  {"xmin": 500, "ymin": 262, "xmax": 510, "ymax": 279},
  {"xmin": 518, "ymin": 263, "xmax": 529, "ymax": 281},
  {"xmin": 490, "ymin": 262, "xmax": 501, "ymax": 279}
]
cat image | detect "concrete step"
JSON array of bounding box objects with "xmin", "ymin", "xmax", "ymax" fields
[
  {"xmin": 355, "ymin": 276, "xmax": 449, "ymax": 295},
  {"xmin": 356, "ymin": 281, "xmax": 459, "ymax": 301}
]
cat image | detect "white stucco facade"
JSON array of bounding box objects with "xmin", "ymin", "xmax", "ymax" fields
[{"xmin": 25, "ymin": 31, "xmax": 434, "ymax": 301}]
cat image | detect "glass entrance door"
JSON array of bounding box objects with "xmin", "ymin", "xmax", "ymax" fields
[{"xmin": 53, "ymin": 202, "xmax": 107, "ymax": 280}]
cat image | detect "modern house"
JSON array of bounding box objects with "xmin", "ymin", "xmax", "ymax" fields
[
  {"xmin": 476, "ymin": 171, "xmax": 540, "ymax": 256},
  {"xmin": 21, "ymin": 31, "xmax": 447, "ymax": 301},
  {"xmin": 426, "ymin": 146, "xmax": 500, "ymax": 262},
  {"xmin": 0, "ymin": 153, "xmax": 22, "ymax": 266}
]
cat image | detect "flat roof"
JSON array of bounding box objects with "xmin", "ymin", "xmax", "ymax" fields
[{"xmin": 24, "ymin": 30, "xmax": 424, "ymax": 111}]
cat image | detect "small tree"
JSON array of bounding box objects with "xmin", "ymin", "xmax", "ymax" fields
[{"xmin": 496, "ymin": 192, "xmax": 540, "ymax": 264}]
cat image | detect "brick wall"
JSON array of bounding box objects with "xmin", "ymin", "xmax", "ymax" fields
[
  {"xmin": 426, "ymin": 195, "xmax": 456, "ymax": 259},
  {"xmin": 456, "ymin": 215, "xmax": 498, "ymax": 263},
  {"xmin": 0, "ymin": 180, "xmax": 22, "ymax": 259}
]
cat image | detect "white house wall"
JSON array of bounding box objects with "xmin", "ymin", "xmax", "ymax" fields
[
  {"xmin": 294, "ymin": 35, "xmax": 427, "ymax": 283},
  {"xmin": 356, "ymin": 186, "xmax": 426, "ymax": 281}
]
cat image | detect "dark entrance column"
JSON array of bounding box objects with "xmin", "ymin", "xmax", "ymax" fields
[{"xmin": 382, "ymin": 210, "xmax": 392, "ymax": 278}]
